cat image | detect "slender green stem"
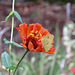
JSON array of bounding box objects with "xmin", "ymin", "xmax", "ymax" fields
[
  {"xmin": 13, "ymin": 49, "xmax": 29, "ymax": 75},
  {"xmin": 9, "ymin": 0, "xmax": 15, "ymax": 75},
  {"xmin": 12, "ymin": 0, "xmax": 15, "ymax": 11},
  {"xmin": 49, "ymin": 25, "xmax": 59, "ymax": 75},
  {"xmin": 9, "ymin": 14, "xmax": 14, "ymax": 67}
]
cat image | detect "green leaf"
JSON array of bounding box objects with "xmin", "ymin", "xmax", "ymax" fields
[
  {"xmin": 12, "ymin": 41, "xmax": 23, "ymax": 47},
  {"xmin": 6, "ymin": 65, "xmax": 23, "ymax": 70},
  {"xmin": 3, "ymin": 38, "xmax": 10, "ymax": 44},
  {"xmin": 0, "ymin": 72, "xmax": 1, "ymax": 75},
  {"xmin": 25, "ymin": 62, "xmax": 35, "ymax": 75},
  {"xmin": 58, "ymin": 43, "xmax": 65, "ymax": 60},
  {"xmin": 13, "ymin": 11, "xmax": 23, "ymax": 23},
  {"xmin": 6, "ymin": 65, "xmax": 16, "ymax": 70},
  {"xmin": 1, "ymin": 51, "xmax": 9, "ymax": 68},
  {"xmin": 52, "ymin": 62, "xmax": 60, "ymax": 75},
  {"xmin": 18, "ymin": 67, "xmax": 24, "ymax": 70},
  {"xmin": 3, "ymin": 38, "xmax": 23, "ymax": 47},
  {"xmin": 2, "ymin": 12, "xmax": 13, "ymax": 22}
]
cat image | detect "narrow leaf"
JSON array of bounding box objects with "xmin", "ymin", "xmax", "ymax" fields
[
  {"xmin": 18, "ymin": 67, "xmax": 24, "ymax": 70},
  {"xmin": 13, "ymin": 11, "xmax": 23, "ymax": 23},
  {"xmin": 2, "ymin": 12, "xmax": 13, "ymax": 22},
  {"xmin": 1, "ymin": 51, "xmax": 9, "ymax": 68},
  {"xmin": 3, "ymin": 38, "xmax": 23, "ymax": 47},
  {"xmin": 3, "ymin": 38, "xmax": 10, "ymax": 44},
  {"xmin": 25, "ymin": 62, "xmax": 35, "ymax": 75},
  {"xmin": 12, "ymin": 41, "xmax": 23, "ymax": 47},
  {"xmin": 6, "ymin": 65, "xmax": 23, "ymax": 70}
]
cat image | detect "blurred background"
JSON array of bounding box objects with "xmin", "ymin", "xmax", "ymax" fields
[{"xmin": 0, "ymin": 0, "xmax": 75, "ymax": 75}]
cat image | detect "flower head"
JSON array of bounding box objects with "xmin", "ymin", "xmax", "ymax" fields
[
  {"xmin": 71, "ymin": 67, "xmax": 75, "ymax": 74},
  {"xmin": 17, "ymin": 23, "xmax": 55, "ymax": 54}
]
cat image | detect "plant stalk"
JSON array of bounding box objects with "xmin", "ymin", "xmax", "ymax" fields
[
  {"xmin": 49, "ymin": 25, "xmax": 60, "ymax": 75},
  {"xmin": 13, "ymin": 49, "xmax": 29, "ymax": 75},
  {"xmin": 9, "ymin": 0, "xmax": 15, "ymax": 75}
]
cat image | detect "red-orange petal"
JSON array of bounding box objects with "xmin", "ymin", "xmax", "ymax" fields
[
  {"xmin": 39, "ymin": 27, "xmax": 50, "ymax": 37},
  {"xmin": 27, "ymin": 24, "xmax": 34, "ymax": 36},
  {"xmin": 47, "ymin": 48, "xmax": 55, "ymax": 54},
  {"xmin": 52, "ymin": 40, "xmax": 54, "ymax": 44},
  {"xmin": 35, "ymin": 46, "xmax": 42, "ymax": 52},
  {"xmin": 28, "ymin": 41, "xmax": 36, "ymax": 52},
  {"xmin": 20, "ymin": 43, "xmax": 27, "ymax": 49},
  {"xmin": 17, "ymin": 23, "xmax": 27, "ymax": 44},
  {"xmin": 19, "ymin": 23, "xmax": 27, "ymax": 39},
  {"xmin": 42, "ymin": 47, "xmax": 55, "ymax": 54},
  {"xmin": 33, "ymin": 23, "xmax": 42, "ymax": 32}
]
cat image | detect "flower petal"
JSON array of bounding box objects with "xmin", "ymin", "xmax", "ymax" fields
[
  {"xmin": 33, "ymin": 23, "xmax": 42, "ymax": 32},
  {"xmin": 42, "ymin": 47, "xmax": 55, "ymax": 54},
  {"xmin": 27, "ymin": 24, "xmax": 34, "ymax": 35},
  {"xmin": 28, "ymin": 41, "xmax": 36, "ymax": 52},
  {"xmin": 19, "ymin": 23, "xmax": 27, "ymax": 39},
  {"xmin": 20, "ymin": 43, "xmax": 27, "ymax": 49},
  {"xmin": 35, "ymin": 46, "xmax": 42, "ymax": 52},
  {"xmin": 40, "ymin": 27, "xmax": 50, "ymax": 37},
  {"xmin": 17, "ymin": 23, "xmax": 27, "ymax": 44},
  {"xmin": 46, "ymin": 48, "xmax": 55, "ymax": 54}
]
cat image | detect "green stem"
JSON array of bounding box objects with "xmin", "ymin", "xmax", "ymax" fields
[
  {"xmin": 9, "ymin": 0, "xmax": 15, "ymax": 75},
  {"xmin": 49, "ymin": 25, "xmax": 59, "ymax": 75},
  {"xmin": 13, "ymin": 49, "xmax": 29, "ymax": 75}
]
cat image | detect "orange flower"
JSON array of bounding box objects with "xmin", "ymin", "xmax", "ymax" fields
[
  {"xmin": 17, "ymin": 23, "xmax": 55, "ymax": 54},
  {"xmin": 71, "ymin": 67, "xmax": 75, "ymax": 74}
]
